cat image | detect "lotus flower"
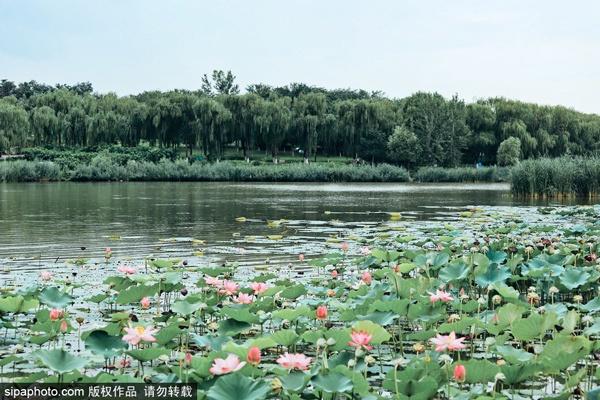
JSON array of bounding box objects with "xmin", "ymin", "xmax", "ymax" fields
[
  {"xmin": 362, "ymin": 271, "xmax": 372, "ymax": 285},
  {"xmin": 117, "ymin": 265, "xmax": 136, "ymax": 275},
  {"xmin": 233, "ymin": 293, "xmax": 254, "ymax": 304},
  {"xmin": 140, "ymin": 297, "xmax": 151, "ymax": 309},
  {"xmin": 247, "ymin": 346, "xmax": 261, "ymax": 365},
  {"xmin": 49, "ymin": 309, "xmax": 64, "ymax": 321},
  {"xmin": 40, "ymin": 271, "xmax": 53, "ymax": 281},
  {"xmin": 348, "ymin": 330, "xmax": 373, "ymax": 350},
  {"xmin": 59, "ymin": 320, "xmax": 68, "ymax": 333},
  {"xmin": 209, "ymin": 354, "xmax": 246, "ymax": 375},
  {"xmin": 276, "ymin": 353, "xmax": 311, "ymax": 370},
  {"xmin": 298, "ymin": 253, "xmax": 305, "ymax": 262},
  {"xmin": 331, "ymin": 270, "xmax": 338, "ymax": 278},
  {"xmin": 430, "ymin": 331, "xmax": 466, "ymax": 352},
  {"xmin": 429, "ymin": 289, "xmax": 453, "ymax": 304},
  {"xmin": 454, "ymin": 364, "xmax": 466, "ymax": 382},
  {"xmin": 219, "ymin": 280, "xmax": 239, "ymax": 296},
  {"xmin": 340, "ymin": 242, "xmax": 349, "ymax": 252},
  {"xmin": 316, "ymin": 305, "xmax": 328, "ymax": 320},
  {"xmin": 204, "ymin": 276, "xmax": 222, "ymax": 287},
  {"xmin": 250, "ymin": 282, "xmax": 269, "ymax": 295},
  {"xmin": 122, "ymin": 325, "xmax": 158, "ymax": 346}
]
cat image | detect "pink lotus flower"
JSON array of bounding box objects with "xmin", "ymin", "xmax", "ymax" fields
[
  {"xmin": 430, "ymin": 331, "xmax": 466, "ymax": 352},
  {"xmin": 219, "ymin": 280, "xmax": 239, "ymax": 296},
  {"xmin": 59, "ymin": 320, "xmax": 68, "ymax": 333},
  {"xmin": 362, "ymin": 271, "xmax": 372, "ymax": 285},
  {"xmin": 209, "ymin": 354, "xmax": 246, "ymax": 375},
  {"xmin": 185, "ymin": 352, "xmax": 192, "ymax": 365},
  {"xmin": 250, "ymin": 282, "xmax": 269, "ymax": 295},
  {"xmin": 276, "ymin": 352, "xmax": 311, "ymax": 371},
  {"xmin": 361, "ymin": 246, "xmax": 371, "ymax": 256},
  {"xmin": 140, "ymin": 297, "xmax": 151, "ymax": 309},
  {"xmin": 348, "ymin": 330, "xmax": 373, "ymax": 350},
  {"xmin": 316, "ymin": 305, "xmax": 328, "ymax": 320},
  {"xmin": 233, "ymin": 293, "xmax": 254, "ymax": 304},
  {"xmin": 49, "ymin": 309, "xmax": 64, "ymax": 321},
  {"xmin": 117, "ymin": 265, "xmax": 136, "ymax": 275},
  {"xmin": 428, "ymin": 289, "xmax": 453, "ymax": 304},
  {"xmin": 40, "ymin": 271, "xmax": 53, "ymax": 281},
  {"xmin": 298, "ymin": 253, "xmax": 305, "ymax": 262},
  {"xmin": 122, "ymin": 325, "xmax": 158, "ymax": 346},
  {"xmin": 340, "ymin": 242, "xmax": 349, "ymax": 252},
  {"xmin": 247, "ymin": 346, "xmax": 261, "ymax": 365},
  {"xmin": 204, "ymin": 276, "xmax": 222, "ymax": 287},
  {"xmin": 331, "ymin": 270, "xmax": 338, "ymax": 278},
  {"xmin": 454, "ymin": 364, "xmax": 466, "ymax": 382}
]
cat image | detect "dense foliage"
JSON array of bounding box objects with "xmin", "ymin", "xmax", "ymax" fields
[{"xmin": 2, "ymin": 73, "xmax": 600, "ymax": 166}]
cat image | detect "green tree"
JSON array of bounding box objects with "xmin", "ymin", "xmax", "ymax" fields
[
  {"xmin": 0, "ymin": 99, "xmax": 29, "ymax": 152},
  {"xmin": 386, "ymin": 125, "xmax": 417, "ymax": 167},
  {"xmin": 497, "ymin": 137, "xmax": 521, "ymax": 166}
]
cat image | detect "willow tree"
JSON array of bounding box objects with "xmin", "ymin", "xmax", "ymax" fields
[
  {"xmin": 0, "ymin": 99, "xmax": 29, "ymax": 152},
  {"xmin": 194, "ymin": 98, "xmax": 232, "ymax": 161},
  {"xmin": 254, "ymin": 98, "xmax": 291, "ymax": 163}
]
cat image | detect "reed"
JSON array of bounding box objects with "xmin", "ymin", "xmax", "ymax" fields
[
  {"xmin": 510, "ymin": 157, "xmax": 600, "ymax": 197},
  {"xmin": 414, "ymin": 166, "xmax": 509, "ymax": 183}
]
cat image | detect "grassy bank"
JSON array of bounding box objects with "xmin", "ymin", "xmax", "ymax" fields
[
  {"xmin": 0, "ymin": 158, "xmax": 411, "ymax": 183},
  {"xmin": 511, "ymin": 157, "xmax": 600, "ymax": 198},
  {"xmin": 414, "ymin": 166, "xmax": 510, "ymax": 183}
]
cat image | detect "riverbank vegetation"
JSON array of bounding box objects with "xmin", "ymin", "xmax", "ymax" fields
[
  {"xmin": 0, "ymin": 158, "xmax": 410, "ymax": 183},
  {"xmin": 511, "ymin": 157, "xmax": 600, "ymax": 198},
  {"xmin": 2, "ymin": 206, "xmax": 600, "ymax": 398},
  {"xmin": 2, "ymin": 73, "xmax": 600, "ymax": 168}
]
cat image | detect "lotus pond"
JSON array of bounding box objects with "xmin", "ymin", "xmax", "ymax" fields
[{"xmin": 2, "ymin": 183, "xmax": 600, "ymax": 399}]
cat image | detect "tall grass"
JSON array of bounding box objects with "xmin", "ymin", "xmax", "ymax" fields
[
  {"xmin": 414, "ymin": 166, "xmax": 510, "ymax": 183},
  {"xmin": 0, "ymin": 160, "xmax": 62, "ymax": 182},
  {"xmin": 510, "ymin": 157, "xmax": 600, "ymax": 197},
  {"xmin": 68, "ymin": 158, "xmax": 410, "ymax": 182},
  {"xmin": 0, "ymin": 157, "xmax": 409, "ymax": 183}
]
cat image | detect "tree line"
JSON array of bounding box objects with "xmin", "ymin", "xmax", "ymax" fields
[{"xmin": 1, "ymin": 71, "xmax": 599, "ymax": 167}]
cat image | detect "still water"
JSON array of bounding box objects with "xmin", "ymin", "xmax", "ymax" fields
[{"xmin": 0, "ymin": 181, "xmax": 584, "ymax": 271}]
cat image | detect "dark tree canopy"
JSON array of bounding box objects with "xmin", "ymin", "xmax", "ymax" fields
[{"xmin": 1, "ymin": 74, "xmax": 599, "ymax": 165}]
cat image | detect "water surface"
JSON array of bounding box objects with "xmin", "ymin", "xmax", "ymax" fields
[{"xmin": 0, "ymin": 181, "xmax": 585, "ymax": 271}]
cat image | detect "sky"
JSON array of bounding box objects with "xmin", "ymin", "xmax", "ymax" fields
[{"xmin": 2, "ymin": 1, "xmax": 600, "ymax": 113}]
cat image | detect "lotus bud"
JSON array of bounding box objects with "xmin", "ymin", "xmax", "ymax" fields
[
  {"xmin": 316, "ymin": 338, "xmax": 327, "ymax": 348},
  {"xmin": 392, "ymin": 357, "xmax": 408, "ymax": 368},
  {"xmin": 496, "ymin": 359, "xmax": 506, "ymax": 366},
  {"xmin": 574, "ymin": 294, "xmax": 583, "ymax": 303},
  {"xmin": 208, "ymin": 322, "xmax": 219, "ymax": 331},
  {"xmin": 271, "ymin": 378, "xmax": 282, "ymax": 393},
  {"xmin": 412, "ymin": 342, "xmax": 425, "ymax": 353},
  {"xmin": 492, "ymin": 295, "xmax": 502, "ymax": 305},
  {"xmin": 447, "ymin": 314, "xmax": 461, "ymax": 323},
  {"xmin": 347, "ymin": 359, "xmax": 356, "ymax": 368},
  {"xmin": 158, "ymin": 354, "xmax": 170, "ymax": 362},
  {"xmin": 525, "ymin": 246, "xmax": 534, "ymax": 254},
  {"xmin": 326, "ymin": 337, "xmax": 337, "ymax": 346},
  {"xmin": 365, "ymin": 355, "xmax": 376, "ymax": 365}
]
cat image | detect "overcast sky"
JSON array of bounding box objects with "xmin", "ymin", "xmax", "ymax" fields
[{"xmin": 2, "ymin": 1, "xmax": 599, "ymax": 113}]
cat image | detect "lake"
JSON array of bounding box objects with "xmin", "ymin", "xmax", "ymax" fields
[{"xmin": 0, "ymin": 181, "xmax": 583, "ymax": 272}]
